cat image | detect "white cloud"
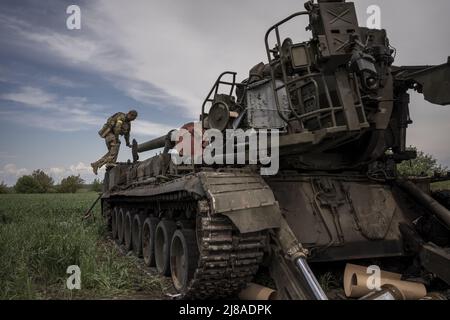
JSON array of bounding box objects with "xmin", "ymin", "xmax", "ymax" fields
[
  {"xmin": 1, "ymin": 86, "xmax": 104, "ymax": 131},
  {"xmin": 0, "ymin": 152, "xmax": 17, "ymax": 160},
  {"xmin": 132, "ymin": 119, "xmax": 174, "ymax": 137},
  {"xmin": 47, "ymin": 167, "xmax": 65, "ymax": 175},
  {"xmin": 5, "ymin": 112, "xmax": 97, "ymax": 132},
  {"xmin": 68, "ymin": 162, "xmax": 92, "ymax": 173},
  {"xmin": 407, "ymin": 93, "xmax": 450, "ymax": 167},
  {"xmin": 1, "ymin": 87, "xmax": 56, "ymax": 108},
  {"xmin": 0, "ymin": 164, "xmax": 29, "ymax": 185},
  {"xmin": 20, "ymin": 29, "xmax": 106, "ymax": 67},
  {"xmin": 2, "ymin": 163, "xmax": 28, "ymax": 176},
  {"xmin": 47, "ymin": 76, "xmax": 84, "ymax": 88}
]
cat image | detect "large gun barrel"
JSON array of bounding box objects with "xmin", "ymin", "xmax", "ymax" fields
[
  {"xmin": 137, "ymin": 135, "xmax": 168, "ymax": 153},
  {"xmin": 132, "ymin": 130, "xmax": 177, "ymax": 162},
  {"xmin": 397, "ymin": 179, "xmax": 450, "ymax": 228}
]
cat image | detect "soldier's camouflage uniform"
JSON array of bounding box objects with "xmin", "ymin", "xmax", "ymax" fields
[{"xmin": 92, "ymin": 112, "xmax": 132, "ymax": 173}]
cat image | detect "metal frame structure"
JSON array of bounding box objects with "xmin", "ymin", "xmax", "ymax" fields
[{"xmin": 264, "ymin": 12, "xmax": 367, "ymax": 132}]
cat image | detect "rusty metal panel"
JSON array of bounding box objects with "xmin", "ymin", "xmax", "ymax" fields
[
  {"xmin": 345, "ymin": 183, "xmax": 397, "ymax": 240},
  {"xmin": 205, "ymin": 182, "xmax": 269, "ymax": 194},
  {"xmin": 211, "ymin": 188, "xmax": 277, "ymax": 213},
  {"xmin": 374, "ymin": 75, "xmax": 394, "ymax": 129},
  {"xmin": 335, "ymin": 69, "xmax": 361, "ymax": 131},
  {"xmin": 106, "ymin": 174, "xmax": 204, "ymax": 198},
  {"xmin": 107, "ymin": 164, "xmax": 127, "ymax": 190},
  {"xmin": 266, "ymin": 175, "xmax": 417, "ymax": 262},
  {"xmin": 318, "ymin": 2, "xmax": 360, "ymax": 57},
  {"xmin": 246, "ymin": 79, "xmax": 290, "ymax": 129},
  {"xmin": 199, "ymin": 172, "xmax": 282, "ymax": 233}
]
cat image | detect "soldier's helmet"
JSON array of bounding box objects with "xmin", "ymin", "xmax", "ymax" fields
[{"xmin": 127, "ymin": 110, "xmax": 138, "ymax": 120}]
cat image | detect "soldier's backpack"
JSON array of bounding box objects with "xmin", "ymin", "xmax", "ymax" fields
[{"xmin": 98, "ymin": 112, "xmax": 124, "ymax": 138}]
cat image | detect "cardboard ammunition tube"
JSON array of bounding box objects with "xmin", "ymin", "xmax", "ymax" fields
[
  {"xmin": 239, "ymin": 283, "xmax": 278, "ymax": 300},
  {"xmin": 344, "ymin": 264, "xmax": 427, "ymax": 300},
  {"xmin": 359, "ymin": 285, "xmax": 405, "ymax": 300}
]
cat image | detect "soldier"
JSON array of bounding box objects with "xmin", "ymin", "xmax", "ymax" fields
[{"xmin": 91, "ymin": 110, "xmax": 138, "ymax": 175}]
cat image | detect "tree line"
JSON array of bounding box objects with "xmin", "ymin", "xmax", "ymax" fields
[{"xmin": 0, "ymin": 170, "xmax": 103, "ymax": 194}]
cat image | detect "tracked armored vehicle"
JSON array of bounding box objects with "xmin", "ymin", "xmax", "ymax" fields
[{"xmin": 101, "ymin": 0, "xmax": 450, "ymax": 299}]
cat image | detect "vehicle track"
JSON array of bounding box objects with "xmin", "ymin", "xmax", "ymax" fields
[{"xmin": 107, "ymin": 192, "xmax": 267, "ymax": 299}]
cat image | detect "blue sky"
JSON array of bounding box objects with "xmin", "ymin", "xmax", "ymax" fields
[{"xmin": 0, "ymin": 0, "xmax": 449, "ymax": 185}]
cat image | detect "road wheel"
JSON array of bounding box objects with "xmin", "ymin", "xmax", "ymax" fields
[
  {"xmin": 170, "ymin": 229, "xmax": 199, "ymax": 292},
  {"xmin": 117, "ymin": 209, "xmax": 125, "ymax": 244},
  {"xmin": 155, "ymin": 220, "xmax": 177, "ymax": 276},
  {"xmin": 111, "ymin": 207, "xmax": 118, "ymax": 239},
  {"xmin": 132, "ymin": 214, "xmax": 143, "ymax": 257},
  {"xmin": 124, "ymin": 211, "xmax": 133, "ymax": 251},
  {"xmin": 142, "ymin": 217, "xmax": 159, "ymax": 267},
  {"xmin": 103, "ymin": 201, "xmax": 112, "ymax": 230}
]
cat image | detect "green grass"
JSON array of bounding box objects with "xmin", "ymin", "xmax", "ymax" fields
[
  {"xmin": 432, "ymin": 180, "xmax": 450, "ymax": 191},
  {"xmin": 0, "ymin": 193, "xmax": 168, "ymax": 300}
]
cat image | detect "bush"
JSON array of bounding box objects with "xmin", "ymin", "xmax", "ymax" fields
[
  {"xmin": 59, "ymin": 175, "xmax": 84, "ymax": 193},
  {"xmin": 32, "ymin": 170, "xmax": 54, "ymax": 193},
  {"xmin": 13, "ymin": 170, "xmax": 55, "ymax": 194},
  {"xmin": 0, "ymin": 181, "xmax": 9, "ymax": 194},
  {"xmin": 398, "ymin": 148, "xmax": 448, "ymax": 177},
  {"xmin": 90, "ymin": 179, "xmax": 103, "ymax": 193},
  {"xmin": 15, "ymin": 176, "xmax": 42, "ymax": 194}
]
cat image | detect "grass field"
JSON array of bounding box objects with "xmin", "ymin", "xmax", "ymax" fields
[
  {"xmin": 0, "ymin": 193, "xmax": 169, "ymax": 300},
  {"xmin": 432, "ymin": 180, "xmax": 450, "ymax": 191}
]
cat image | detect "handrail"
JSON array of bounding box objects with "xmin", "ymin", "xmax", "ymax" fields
[
  {"xmin": 201, "ymin": 71, "xmax": 237, "ymax": 131},
  {"xmin": 264, "ymin": 12, "xmax": 309, "ymax": 126}
]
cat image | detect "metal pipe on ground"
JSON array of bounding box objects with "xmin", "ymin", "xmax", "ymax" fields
[
  {"xmin": 397, "ymin": 179, "xmax": 450, "ymax": 228},
  {"xmin": 277, "ymin": 217, "xmax": 328, "ymax": 300},
  {"xmin": 295, "ymin": 257, "xmax": 328, "ymax": 300}
]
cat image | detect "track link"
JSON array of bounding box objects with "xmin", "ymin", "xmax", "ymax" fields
[{"xmin": 183, "ymin": 214, "xmax": 266, "ymax": 299}]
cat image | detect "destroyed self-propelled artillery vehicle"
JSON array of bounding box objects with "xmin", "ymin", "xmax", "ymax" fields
[{"xmin": 100, "ymin": 0, "xmax": 450, "ymax": 299}]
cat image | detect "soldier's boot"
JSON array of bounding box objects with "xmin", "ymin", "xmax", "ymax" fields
[{"xmin": 91, "ymin": 162, "xmax": 99, "ymax": 175}]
